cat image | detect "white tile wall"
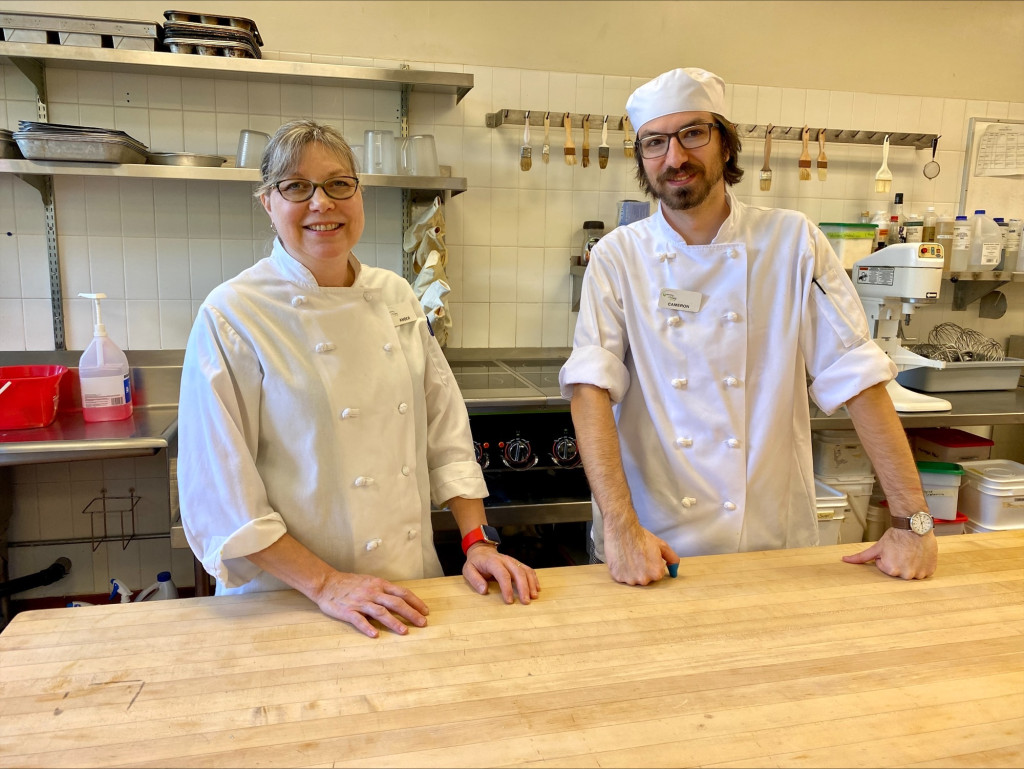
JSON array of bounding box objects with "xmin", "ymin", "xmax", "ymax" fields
[{"xmin": 2, "ymin": 54, "xmax": 1023, "ymax": 600}]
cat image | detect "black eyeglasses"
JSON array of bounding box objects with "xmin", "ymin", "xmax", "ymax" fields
[
  {"xmin": 636, "ymin": 122, "xmax": 718, "ymax": 159},
  {"xmin": 274, "ymin": 176, "xmax": 360, "ymax": 202}
]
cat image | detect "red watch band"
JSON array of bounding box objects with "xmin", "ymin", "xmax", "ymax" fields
[{"xmin": 461, "ymin": 525, "xmax": 500, "ymax": 555}]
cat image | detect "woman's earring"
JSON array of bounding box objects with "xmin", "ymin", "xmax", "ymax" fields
[{"xmin": 270, "ymin": 222, "xmax": 277, "ymax": 232}]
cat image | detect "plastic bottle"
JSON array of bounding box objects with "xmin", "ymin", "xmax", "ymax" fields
[
  {"xmin": 890, "ymin": 193, "xmax": 905, "ymax": 242},
  {"xmin": 904, "ymin": 213, "xmax": 923, "ymax": 243},
  {"xmin": 78, "ymin": 293, "xmax": 133, "ymax": 423},
  {"xmin": 968, "ymin": 210, "xmax": 1002, "ymax": 271},
  {"xmin": 871, "ymin": 210, "xmax": 889, "ymax": 250},
  {"xmin": 922, "ymin": 206, "xmax": 937, "ymax": 243},
  {"xmin": 884, "ymin": 216, "xmax": 901, "ymax": 246},
  {"xmin": 109, "ymin": 578, "xmax": 133, "ymax": 603},
  {"xmin": 993, "ymin": 218, "xmax": 1008, "ymax": 270},
  {"xmin": 1007, "ymin": 219, "xmax": 1022, "ymax": 271},
  {"xmin": 135, "ymin": 571, "xmax": 178, "ymax": 601},
  {"xmin": 935, "ymin": 213, "xmax": 955, "ymax": 270},
  {"xmin": 950, "ymin": 215, "xmax": 971, "ymax": 272}
]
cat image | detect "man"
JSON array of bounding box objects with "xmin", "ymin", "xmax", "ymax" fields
[{"xmin": 559, "ymin": 67, "xmax": 936, "ymax": 586}]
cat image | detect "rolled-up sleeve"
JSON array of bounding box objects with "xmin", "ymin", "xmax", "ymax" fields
[
  {"xmin": 559, "ymin": 250, "xmax": 631, "ymax": 402},
  {"xmin": 178, "ymin": 304, "xmax": 287, "ymax": 588}
]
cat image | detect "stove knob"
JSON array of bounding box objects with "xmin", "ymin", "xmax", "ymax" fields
[
  {"xmin": 473, "ymin": 441, "xmax": 490, "ymax": 470},
  {"xmin": 500, "ymin": 435, "xmax": 538, "ymax": 470},
  {"xmin": 551, "ymin": 432, "xmax": 581, "ymax": 468}
]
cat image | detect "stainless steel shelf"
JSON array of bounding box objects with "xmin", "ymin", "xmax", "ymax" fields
[
  {"xmin": 0, "ymin": 158, "xmax": 467, "ymax": 195},
  {"xmin": 486, "ymin": 109, "xmax": 937, "ymax": 149},
  {"xmin": 0, "ymin": 41, "xmax": 474, "ymax": 101}
]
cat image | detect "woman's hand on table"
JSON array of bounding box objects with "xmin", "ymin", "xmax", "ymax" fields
[
  {"xmin": 463, "ymin": 544, "xmax": 540, "ymax": 604},
  {"xmin": 842, "ymin": 528, "xmax": 938, "ymax": 579},
  {"xmin": 311, "ymin": 571, "xmax": 430, "ymax": 638}
]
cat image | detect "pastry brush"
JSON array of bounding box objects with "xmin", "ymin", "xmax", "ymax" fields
[
  {"xmin": 816, "ymin": 128, "xmax": 828, "ymax": 181},
  {"xmin": 563, "ymin": 113, "xmax": 576, "ymax": 165},
  {"xmin": 519, "ymin": 114, "xmax": 532, "ymax": 172},
  {"xmin": 759, "ymin": 125, "xmax": 773, "ymax": 191},
  {"xmin": 874, "ymin": 135, "xmax": 892, "ymax": 193},
  {"xmin": 623, "ymin": 115, "xmax": 635, "ymax": 158},
  {"xmin": 798, "ymin": 125, "xmax": 811, "ymax": 181},
  {"xmin": 598, "ymin": 115, "xmax": 610, "ymax": 169},
  {"xmin": 541, "ymin": 112, "xmax": 550, "ymax": 164},
  {"xmin": 581, "ymin": 114, "xmax": 591, "ymax": 168}
]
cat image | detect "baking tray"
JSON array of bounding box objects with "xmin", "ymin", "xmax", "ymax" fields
[
  {"xmin": 163, "ymin": 10, "xmax": 263, "ymax": 45},
  {"xmin": 164, "ymin": 37, "xmax": 260, "ymax": 58},
  {"xmin": 147, "ymin": 152, "xmax": 226, "ymax": 167},
  {"xmin": 897, "ymin": 358, "xmax": 1024, "ymax": 392},
  {"xmin": 13, "ymin": 136, "xmax": 148, "ymax": 164},
  {"xmin": 0, "ymin": 10, "xmax": 157, "ymax": 37}
]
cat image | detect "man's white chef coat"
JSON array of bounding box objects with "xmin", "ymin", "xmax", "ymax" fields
[
  {"xmin": 559, "ymin": 191, "xmax": 896, "ymax": 559},
  {"xmin": 178, "ymin": 239, "xmax": 486, "ymax": 594}
]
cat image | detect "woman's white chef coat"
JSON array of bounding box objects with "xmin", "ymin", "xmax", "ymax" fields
[
  {"xmin": 178, "ymin": 239, "xmax": 486, "ymax": 594},
  {"xmin": 559, "ymin": 191, "xmax": 896, "ymax": 559}
]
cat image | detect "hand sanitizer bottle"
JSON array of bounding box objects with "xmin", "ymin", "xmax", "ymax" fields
[{"xmin": 78, "ymin": 293, "xmax": 133, "ymax": 422}]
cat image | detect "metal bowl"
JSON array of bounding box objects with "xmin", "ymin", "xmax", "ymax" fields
[{"xmin": 146, "ymin": 152, "xmax": 227, "ymax": 167}]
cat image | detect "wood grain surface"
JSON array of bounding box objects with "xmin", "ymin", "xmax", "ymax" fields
[{"xmin": 0, "ymin": 531, "xmax": 1021, "ymax": 768}]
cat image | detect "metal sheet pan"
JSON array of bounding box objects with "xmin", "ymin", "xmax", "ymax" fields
[
  {"xmin": 14, "ymin": 136, "xmax": 147, "ymax": 164},
  {"xmin": 0, "ymin": 10, "xmax": 157, "ymax": 37},
  {"xmin": 162, "ymin": 10, "xmax": 262, "ymax": 45},
  {"xmin": 146, "ymin": 152, "xmax": 226, "ymax": 167}
]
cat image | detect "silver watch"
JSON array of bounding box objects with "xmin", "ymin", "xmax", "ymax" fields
[{"xmin": 889, "ymin": 511, "xmax": 934, "ymax": 536}]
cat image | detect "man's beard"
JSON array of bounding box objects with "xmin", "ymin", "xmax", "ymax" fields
[{"xmin": 653, "ymin": 156, "xmax": 724, "ymax": 211}]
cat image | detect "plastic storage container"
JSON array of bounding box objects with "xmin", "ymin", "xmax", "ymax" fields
[
  {"xmin": 815, "ymin": 471, "xmax": 875, "ymax": 544},
  {"xmin": 865, "ymin": 499, "xmax": 890, "ymax": 541},
  {"xmin": 950, "ymin": 215, "xmax": 971, "ymax": 271},
  {"xmin": 814, "ymin": 479, "xmax": 850, "ymax": 545},
  {"xmin": 819, "ymin": 223, "xmax": 878, "ymax": 270},
  {"xmin": 0, "ymin": 365, "xmax": 68, "ymax": 429},
  {"xmin": 934, "ymin": 511, "xmax": 968, "ymax": 536},
  {"xmin": 811, "ymin": 429, "xmax": 873, "ymax": 477},
  {"xmin": 908, "ymin": 427, "xmax": 994, "ymax": 463},
  {"xmin": 78, "ymin": 293, "xmax": 133, "ymax": 423},
  {"xmin": 135, "ymin": 571, "xmax": 179, "ymax": 601},
  {"xmin": 957, "ymin": 459, "xmax": 1024, "ymax": 529},
  {"xmin": 917, "ymin": 461, "xmax": 964, "ymax": 521},
  {"xmin": 934, "ymin": 213, "xmax": 954, "ymax": 270},
  {"xmin": 922, "ymin": 207, "xmax": 937, "ymax": 243},
  {"xmin": 968, "ymin": 210, "xmax": 1002, "ymax": 270}
]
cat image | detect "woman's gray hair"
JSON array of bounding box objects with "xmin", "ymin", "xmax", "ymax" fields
[{"xmin": 254, "ymin": 119, "xmax": 358, "ymax": 199}]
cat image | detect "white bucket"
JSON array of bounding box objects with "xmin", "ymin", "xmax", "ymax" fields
[
  {"xmin": 917, "ymin": 462, "xmax": 965, "ymax": 522},
  {"xmin": 958, "ymin": 459, "xmax": 1024, "ymax": 529},
  {"xmin": 812, "ymin": 430, "xmax": 873, "ymax": 477},
  {"xmin": 814, "ymin": 479, "xmax": 852, "ymax": 545},
  {"xmin": 816, "ymin": 473, "xmax": 874, "ymax": 544},
  {"xmin": 865, "ymin": 499, "xmax": 890, "ymax": 542}
]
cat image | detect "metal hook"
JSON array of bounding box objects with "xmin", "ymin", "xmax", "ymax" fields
[
  {"xmin": 603, "ymin": 114, "xmax": 609, "ymax": 125},
  {"xmin": 545, "ymin": 110, "xmax": 550, "ymax": 120},
  {"xmin": 524, "ymin": 110, "xmax": 530, "ymax": 124},
  {"xmin": 766, "ymin": 123, "xmax": 774, "ymax": 136}
]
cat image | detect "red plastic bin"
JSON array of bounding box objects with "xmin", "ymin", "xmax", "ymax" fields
[{"xmin": 0, "ymin": 365, "xmax": 68, "ymax": 430}]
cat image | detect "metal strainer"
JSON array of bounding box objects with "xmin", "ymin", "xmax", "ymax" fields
[{"xmin": 922, "ymin": 136, "xmax": 941, "ymax": 179}]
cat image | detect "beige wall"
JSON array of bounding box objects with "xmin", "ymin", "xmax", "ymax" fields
[{"xmin": 6, "ymin": 0, "xmax": 1024, "ymax": 100}]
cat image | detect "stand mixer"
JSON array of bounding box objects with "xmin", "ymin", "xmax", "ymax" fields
[{"xmin": 851, "ymin": 243, "xmax": 952, "ymax": 412}]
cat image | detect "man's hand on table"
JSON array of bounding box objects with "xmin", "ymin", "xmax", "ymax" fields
[
  {"xmin": 604, "ymin": 517, "xmax": 680, "ymax": 586},
  {"xmin": 842, "ymin": 528, "xmax": 938, "ymax": 579}
]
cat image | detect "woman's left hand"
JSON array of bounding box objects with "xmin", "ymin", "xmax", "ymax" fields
[{"xmin": 463, "ymin": 545, "xmax": 540, "ymax": 604}]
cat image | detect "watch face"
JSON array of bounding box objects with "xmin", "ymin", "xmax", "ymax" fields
[
  {"xmin": 910, "ymin": 512, "xmax": 933, "ymax": 535},
  {"xmin": 483, "ymin": 525, "xmax": 501, "ymax": 544}
]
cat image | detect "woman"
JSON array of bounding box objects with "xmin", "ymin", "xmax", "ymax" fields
[{"xmin": 178, "ymin": 119, "xmax": 538, "ymax": 638}]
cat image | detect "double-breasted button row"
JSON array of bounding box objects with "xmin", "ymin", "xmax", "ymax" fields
[{"xmin": 679, "ymin": 497, "xmax": 740, "ymax": 511}]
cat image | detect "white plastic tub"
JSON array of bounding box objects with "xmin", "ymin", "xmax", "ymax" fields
[
  {"xmin": 934, "ymin": 512, "xmax": 967, "ymax": 536},
  {"xmin": 816, "ymin": 473, "xmax": 874, "ymax": 544},
  {"xmin": 815, "ymin": 479, "xmax": 851, "ymax": 545},
  {"xmin": 917, "ymin": 461, "xmax": 965, "ymax": 521},
  {"xmin": 812, "ymin": 430, "xmax": 873, "ymax": 477},
  {"xmin": 958, "ymin": 459, "xmax": 1024, "ymax": 529}
]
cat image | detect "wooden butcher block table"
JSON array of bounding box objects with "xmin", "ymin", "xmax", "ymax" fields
[{"xmin": 1, "ymin": 531, "xmax": 1022, "ymax": 768}]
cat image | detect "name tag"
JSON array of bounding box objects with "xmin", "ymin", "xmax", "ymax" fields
[
  {"xmin": 658, "ymin": 288, "xmax": 702, "ymax": 312},
  {"xmin": 389, "ymin": 303, "xmax": 416, "ymax": 326}
]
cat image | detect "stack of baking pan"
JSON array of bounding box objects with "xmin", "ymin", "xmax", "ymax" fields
[
  {"xmin": 1, "ymin": 129, "xmax": 22, "ymax": 159},
  {"xmin": 0, "ymin": 10, "xmax": 159, "ymax": 50},
  {"xmin": 162, "ymin": 10, "xmax": 262, "ymax": 59},
  {"xmin": 13, "ymin": 122, "xmax": 149, "ymax": 164}
]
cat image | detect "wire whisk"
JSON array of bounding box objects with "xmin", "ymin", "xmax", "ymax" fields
[{"xmin": 910, "ymin": 322, "xmax": 1005, "ymax": 362}]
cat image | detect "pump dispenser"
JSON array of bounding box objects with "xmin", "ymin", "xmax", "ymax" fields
[
  {"xmin": 109, "ymin": 578, "xmax": 133, "ymax": 603},
  {"xmin": 78, "ymin": 293, "xmax": 133, "ymax": 422}
]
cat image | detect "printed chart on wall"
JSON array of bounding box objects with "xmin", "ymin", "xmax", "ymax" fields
[{"xmin": 959, "ymin": 117, "xmax": 1024, "ymax": 217}]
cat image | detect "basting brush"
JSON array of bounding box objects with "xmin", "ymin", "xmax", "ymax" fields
[
  {"xmin": 798, "ymin": 125, "xmax": 811, "ymax": 181},
  {"xmin": 581, "ymin": 114, "xmax": 591, "ymax": 168},
  {"xmin": 598, "ymin": 115, "xmax": 610, "ymax": 169},
  {"xmin": 563, "ymin": 113, "xmax": 576, "ymax": 165},
  {"xmin": 519, "ymin": 113, "xmax": 532, "ymax": 172},
  {"xmin": 622, "ymin": 115, "xmax": 635, "ymax": 158},
  {"xmin": 816, "ymin": 128, "xmax": 828, "ymax": 181},
  {"xmin": 541, "ymin": 112, "xmax": 550, "ymax": 164},
  {"xmin": 759, "ymin": 124, "xmax": 773, "ymax": 191},
  {"xmin": 874, "ymin": 135, "xmax": 892, "ymax": 193}
]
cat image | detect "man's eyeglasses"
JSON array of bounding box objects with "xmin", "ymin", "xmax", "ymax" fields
[
  {"xmin": 274, "ymin": 176, "xmax": 360, "ymax": 202},
  {"xmin": 636, "ymin": 122, "xmax": 718, "ymax": 159}
]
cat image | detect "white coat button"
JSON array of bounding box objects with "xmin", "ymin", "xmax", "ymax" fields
[
  {"xmin": 291, "ymin": 295, "xmax": 306, "ymax": 307},
  {"xmin": 363, "ymin": 292, "xmax": 373, "ymax": 302},
  {"xmin": 340, "ymin": 407, "xmax": 360, "ymax": 420},
  {"xmin": 383, "ymin": 343, "xmax": 393, "ymax": 352},
  {"xmin": 365, "ymin": 538, "xmax": 382, "ymax": 551},
  {"xmin": 667, "ymin": 316, "xmax": 682, "ymax": 327},
  {"xmin": 726, "ymin": 249, "xmax": 739, "ymax": 259},
  {"xmin": 723, "ymin": 501, "xmax": 737, "ymax": 511},
  {"xmin": 314, "ymin": 342, "xmax": 336, "ymax": 354},
  {"xmin": 680, "ymin": 497, "xmax": 697, "ymax": 508},
  {"xmin": 674, "ymin": 437, "xmax": 693, "ymax": 448},
  {"xmin": 401, "ymin": 465, "xmax": 410, "ymax": 476},
  {"xmin": 723, "ymin": 376, "xmax": 739, "ymax": 387},
  {"xmin": 407, "ymin": 528, "xmax": 418, "ymax": 540},
  {"xmin": 398, "ymin": 402, "xmax": 408, "ymax": 414},
  {"xmin": 354, "ymin": 476, "xmax": 375, "ymax": 487},
  {"xmin": 723, "ymin": 311, "xmax": 739, "ymax": 322},
  {"xmin": 671, "ymin": 377, "xmax": 687, "ymax": 389},
  {"xmin": 726, "ymin": 438, "xmax": 740, "ymax": 448}
]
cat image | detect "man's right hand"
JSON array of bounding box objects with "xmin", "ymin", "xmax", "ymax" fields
[
  {"xmin": 604, "ymin": 517, "xmax": 680, "ymax": 586},
  {"xmin": 311, "ymin": 571, "xmax": 429, "ymax": 638}
]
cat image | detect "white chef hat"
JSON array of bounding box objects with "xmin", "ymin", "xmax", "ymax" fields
[{"xmin": 626, "ymin": 68, "xmax": 727, "ymax": 131}]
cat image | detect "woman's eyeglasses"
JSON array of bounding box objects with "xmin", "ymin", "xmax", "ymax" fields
[
  {"xmin": 274, "ymin": 176, "xmax": 360, "ymax": 202},
  {"xmin": 636, "ymin": 123, "xmax": 718, "ymax": 159}
]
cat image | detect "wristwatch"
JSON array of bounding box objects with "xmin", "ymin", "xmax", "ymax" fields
[
  {"xmin": 461, "ymin": 524, "xmax": 501, "ymax": 554},
  {"xmin": 889, "ymin": 511, "xmax": 934, "ymax": 536}
]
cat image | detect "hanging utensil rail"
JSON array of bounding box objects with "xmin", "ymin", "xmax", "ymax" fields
[{"xmin": 486, "ymin": 110, "xmax": 937, "ymax": 149}]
